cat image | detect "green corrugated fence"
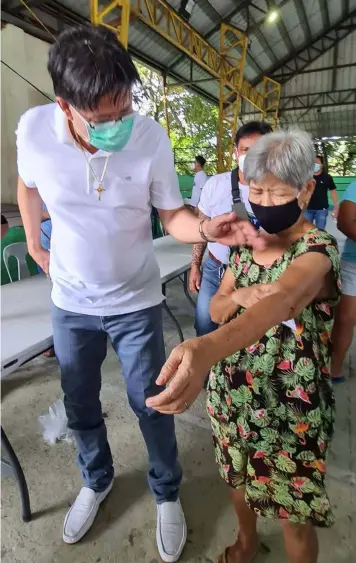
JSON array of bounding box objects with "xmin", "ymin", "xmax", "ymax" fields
[
  {"xmin": 328, "ymin": 176, "xmax": 355, "ymax": 208},
  {"xmin": 178, "ymin": 174, "xmax": 356, "ymax": 207}
]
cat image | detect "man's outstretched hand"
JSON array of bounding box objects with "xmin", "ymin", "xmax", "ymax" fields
[{"xmin": 204, "ymin": 212, "xmax": 265, "ymax": 250}]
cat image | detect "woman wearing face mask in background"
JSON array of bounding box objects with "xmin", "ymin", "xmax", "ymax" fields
[
  {"xmin": 147, "ymin": 131, "xmax": 341, "ymax": 563},
  {"xmin": 305, "ymin": 155, "xmax": 339, "ymax": 229}
]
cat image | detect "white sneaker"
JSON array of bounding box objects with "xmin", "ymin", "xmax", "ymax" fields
[
  {"xmin": 63, "ymin": 481, "xmax": 113, "ymax": 544},
  {"xmin": 156, "ymin": 499, "xmax": 187, "ymax": 562}
]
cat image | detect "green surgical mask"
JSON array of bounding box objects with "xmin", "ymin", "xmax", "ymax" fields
[{"xmin": 74, "ymin": 109, "xmax": 134, "ymax": 152}]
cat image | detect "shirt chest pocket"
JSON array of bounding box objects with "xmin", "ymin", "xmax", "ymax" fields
[{"xmin": 97, "ymin": 170, "xmax": 151, "ymax": 211}]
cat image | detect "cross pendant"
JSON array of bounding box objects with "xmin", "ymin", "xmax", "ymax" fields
[{"xmin": 96, "ymin": 184, "xmax": 105, "ymax": 201}]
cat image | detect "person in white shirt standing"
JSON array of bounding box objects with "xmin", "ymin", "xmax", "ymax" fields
[
  {"xmin": 16, "ymin": 27, "xmax": 264, "ymax": 562},
  {"xmin": 190, "ymin": 155, "xmax": 208, "ymax": 208},
  {"xmin": 189, "ymin": 122, "xmax": 272, "ymax": 339}
]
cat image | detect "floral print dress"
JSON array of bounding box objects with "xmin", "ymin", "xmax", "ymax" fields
[{"xmin": 207, "ymin": 228, "xmax": 340, "ymax": 527}]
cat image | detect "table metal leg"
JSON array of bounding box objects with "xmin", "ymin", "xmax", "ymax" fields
[
  {"xmin": 162, "ymin": 283, "xmax": 184, "ymax": 343},
  {"xmin": 1, "ymin": 427, "xmax": 31, "ymax": 522},
  {"xmin": 179, "ymin": 271, "xmax": 196, "ymax": 309}
]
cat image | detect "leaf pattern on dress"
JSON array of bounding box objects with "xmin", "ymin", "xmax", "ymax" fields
[{"xmin": 207, "ymin": 228, "xmax": 340, "ymax": 528}]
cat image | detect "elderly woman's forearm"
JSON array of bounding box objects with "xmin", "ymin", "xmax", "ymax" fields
[
  {"xmin": 203, "ymin": 291, "xmax": 293, "ymax": 365},
  {"xmin": 210, "ymin": 294, "xmax": 238, "ymax": 324}
]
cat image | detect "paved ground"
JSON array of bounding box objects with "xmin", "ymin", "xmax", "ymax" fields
[{"xmin": 1, "ymin": 218, "xmax": 355, "ymax": 563}]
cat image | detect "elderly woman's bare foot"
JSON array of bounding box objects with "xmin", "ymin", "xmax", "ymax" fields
[{"xmin": 216, "ymin": 538, "xmax": 260, "ymax": 563}]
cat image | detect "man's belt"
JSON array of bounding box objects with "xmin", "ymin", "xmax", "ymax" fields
[{"xmin": 208, "ymin": 250, "xmax": 223, "ymax": 266}]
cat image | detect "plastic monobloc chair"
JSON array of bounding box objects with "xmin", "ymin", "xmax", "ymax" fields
[{"xmin": 3, "ymin": 242, "xmax": 31, "ymax": 283}]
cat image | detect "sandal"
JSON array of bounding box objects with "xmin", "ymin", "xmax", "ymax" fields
[
  {"xmin": 216, "ymin": 542, "xmax": 269, "ymax": 563},
  {"xmin": 332, "ymin": 376, "xmax": 346, "ymax": 384}
]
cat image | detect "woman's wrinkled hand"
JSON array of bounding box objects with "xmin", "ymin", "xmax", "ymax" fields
[
  {"xmin": 146, "ymin": 338, "xmax": 215, "ymax": 414},
  {"xmin": 232, "ymin": 283, "xmax": 275, "ymax": 309}
]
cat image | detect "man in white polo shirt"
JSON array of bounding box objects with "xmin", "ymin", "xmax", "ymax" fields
[
  {"xmin": 16, "ymin": 27, "xmax": 263, "ymax": 562},
  {"xmin": 189, "ymin": 122, "xmax": 272, "ymax": 338},
  {"xmin": 190, "ymin": 155, "xmax": 208, "ymax": 207}
]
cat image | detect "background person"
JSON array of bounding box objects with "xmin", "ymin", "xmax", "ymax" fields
[
  {"xmin": 189, "ymin": 121, "xmax": 272, "ymax": 338},
  {"xmin": 190, "ymin": 155, "xmax": 208, "ymax": 208},
  {"xmin": 40, "ymin": 204, "xmax": 52, "ymax": 252},
  {"xmin": 16, "ymin": 25, "xmax": 263, "ymax": 562},
  {"xmin": 331, "ymin": 181, "xmax": 356, "ymax": 382},
  {"xmin": 147, "ymin": 130, "xmax": 340, "ymax": 563},
  {"xmin": 305, "ymin": 155, "xmax": 338, "ymax": 229}
]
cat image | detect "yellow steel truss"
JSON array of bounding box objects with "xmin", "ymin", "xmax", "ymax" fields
[
  {"xmin": 218, "ymin": 23, "xmax": 247, "ymax": 172},
  {"xmin": 91, "ymin": 0, "xmax": 130, "ymax": 47},
  {"xmin": 90, "ymin": 0, "xmax": 281, "ymax": 170}
]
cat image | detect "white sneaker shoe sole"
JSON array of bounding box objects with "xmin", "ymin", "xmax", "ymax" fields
[
  {"xmin": 156, "ymin": 500, "xmax": 187, "ymax": 563},
  {"xmin": 63, "ymin": 481, "xmax": 113, "ymax": 544}
]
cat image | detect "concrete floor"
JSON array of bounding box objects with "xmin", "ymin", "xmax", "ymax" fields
[{"xmin": 1, "ymin": 218, "xmax": 355, "ymax": 563}]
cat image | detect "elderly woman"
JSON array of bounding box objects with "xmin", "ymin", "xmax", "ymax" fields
[{"xmin": 147, "ymin": 130, "xmax": 340, "ymax": 563}]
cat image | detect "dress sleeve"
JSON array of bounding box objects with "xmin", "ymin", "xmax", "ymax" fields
[{"xmin": 293, "ymin": 230, "xmax": 342, "ymax": 300}]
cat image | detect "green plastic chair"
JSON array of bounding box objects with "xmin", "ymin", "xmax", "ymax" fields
[{"xmin": 1, "ymin": 226, "xmax": 38, "ymax": 285}]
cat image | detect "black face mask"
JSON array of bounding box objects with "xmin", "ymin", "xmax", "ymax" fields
[{"xmin": 249, "ymin": 198, "xmax": 302, "ymax": 234}]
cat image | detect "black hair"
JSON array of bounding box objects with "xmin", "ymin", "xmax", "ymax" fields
[
  {"xmin": 48, "ymin": 26, "xmax": 140, "ymax": 111},
  {"xmin": 195, "ymin": 155, "xmax": 206, "ymax": 168},
  {"xmin": 1, "ymin": 214, "xmax": 8, "ymax": 225},
  {"xmin": 316, "ymin": 154, "xmax": 324, "ymax": 164},
  {"xmin": 234, "ymin": 121, "xmax": 273, "ymax": 147}
]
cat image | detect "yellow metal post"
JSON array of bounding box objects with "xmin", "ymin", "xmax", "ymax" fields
[
  {"xmin": 90, "ymin": 0, "xmax": 131, "ymax": 49},
  {"xmin": 262, "ymin": 76, "xmax": 281, "ymax": 128},
  {"xmin": 162, "ymin": 74, "xmax": 171, "ymax": 138},
  {"xmin": 90, "ymin": 0, "xmax": 99, "ymax": 26},
  {"xmin": 217, "ymin": 24, "xmax": 247, "ymax": 172}
]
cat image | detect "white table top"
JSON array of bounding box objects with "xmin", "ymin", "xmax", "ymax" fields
[
  {"xmin": 1, "ymin": 275, "xmax": 53, "ymax": 378},
  {"xmin": 1, "ymin": 236, "xmax": 192, "ymax": 378}
]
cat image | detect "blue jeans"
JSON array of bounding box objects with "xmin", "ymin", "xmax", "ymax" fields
[
  {"xmin": 52, "ymin": 303, "xmax": 182, "ymax": 502},
  {"xmin": 304, "ymin": 209, "xmax": 328, "ymax": 230},
  {"xmin": 195, "ymin": 256, "xmax": 224, "ymax": 336}
]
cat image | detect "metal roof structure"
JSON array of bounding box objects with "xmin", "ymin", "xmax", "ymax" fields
[{"xmin": 2, "ymin": 0, "xmax": 356, "ymax": 138}]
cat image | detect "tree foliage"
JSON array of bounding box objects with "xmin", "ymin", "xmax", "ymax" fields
[
  {"xmin": 315, "ymin": 140, "xmax": 356, "ymax": 176},
  {"xmin": 133, "ymin": 61, "xmax": 218, "ymax": 174},
  {"xmin": 134, "ymin": 61, "xmax": 356, "ymax": 178}
]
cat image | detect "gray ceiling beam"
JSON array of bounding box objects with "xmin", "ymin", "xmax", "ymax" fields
[
  {"xmin": 279, "ymin": 88, "xmax": 356, "ymax": 111},
  {"xmin": 253, "ymin": 8, "xmax": 356, "ymax": 84},
  {"xmin": 331, "ymin": 43, "xmax": 338, "ymax": 91},
  {"xmin": 3, "ymin": 0, "xmax": 48, "ymax": 13},
  {"xmin": 275, "ymin": 12, "xmax": 294, "ymax": 53},
  {"xmin": 273, "ymin": 61, "xmax": 356, "ymax": 80},
  {"xmin": 292, "ymin": 0, "xmax": 312, "ymax": 43},
  {"xmin": 319, "ymin": 0, "xmax": 330, "ymax": 30},
  {"xmin": 1, "ymin": 9, "xmax": 54, "ymax": 41},
  {"xmin": 342, "ymin": 0, "xmax": 350, "ymax": 19},
  {"xmin": 195, "ymin": 0, "xmax": 221, "ymax": 21},
  {"xmin": 248, "ymin": 9, "xmax": 278, "ymax": 65}
]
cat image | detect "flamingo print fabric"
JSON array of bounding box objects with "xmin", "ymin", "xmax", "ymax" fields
[{"xmin": 207, "ymin": 228, "xmax": 340, "ymax": 527}]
